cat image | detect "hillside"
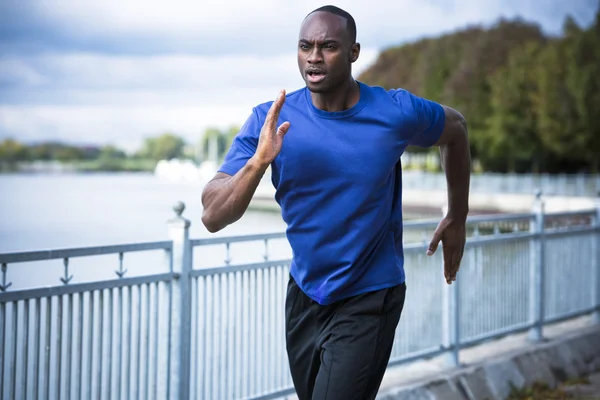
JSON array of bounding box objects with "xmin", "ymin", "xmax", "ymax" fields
[{"xmin": 358, "ymin": 13, "xmax": 600, "ymax": 174}]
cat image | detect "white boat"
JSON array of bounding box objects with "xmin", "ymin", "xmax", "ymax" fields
[{"xmin": 154, "ymin": 158, "xmax": 210, "ymax": 182}]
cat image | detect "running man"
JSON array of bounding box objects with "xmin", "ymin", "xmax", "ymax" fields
[{"xmin": 201, "ymin": 5, "xmax": 471, "ymax": 400}]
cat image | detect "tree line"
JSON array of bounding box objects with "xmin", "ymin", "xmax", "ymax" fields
[
  {"xmin": 0, "ymin": 127, "xmax": 240, "ymax": 172},
  {"xmin": 0, "ymin": 133, "xmax": 190, "ymax": 172},
  {"xmin": 358, "ymin": 10, "xmax": 600, "ymax": 173}
]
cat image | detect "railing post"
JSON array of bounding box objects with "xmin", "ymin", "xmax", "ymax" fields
[
  {"xmin": 168, "ymin": 201, "xmax": 193, "ymax": 399},
  {"xmin": 593, "ymin": 192, "xmax": 600, "ymax": 324},
  {"xmin": 528, "ymin": 191, "xmax": 545, "ymax": 342},
  {"xmin": 441, "ymin": 206, "xmax": 460, "ymax": 367}
]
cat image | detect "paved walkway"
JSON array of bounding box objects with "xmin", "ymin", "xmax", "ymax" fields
[
  {"xmin": 375, "ymin": 315, "xmax": 600, "ymax": 399},
  {"xmin": 379, "ymin": 316, "xmax": 594, "ymax": 391}
]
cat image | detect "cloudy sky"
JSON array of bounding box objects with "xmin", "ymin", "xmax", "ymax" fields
[{"xmin": 0, "ymin": 0, "xmax": 597, "ymax": 152}]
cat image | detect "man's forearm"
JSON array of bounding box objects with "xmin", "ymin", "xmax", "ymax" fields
[
  {"xmin": 201, "ymin": 156, "xmax": 269, "ymax": 232},
  {"xmin": 440, "ymin": 116, "xmax": 471, "ymax": 221}
]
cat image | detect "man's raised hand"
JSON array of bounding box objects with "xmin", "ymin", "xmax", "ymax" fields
[{"xmin": 254, "ymin": 90, "xmax": 291, "ymax": 166}]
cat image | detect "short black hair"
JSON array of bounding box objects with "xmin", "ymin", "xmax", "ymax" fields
[{"xmin": 306, "ymin": 5, "xmax": 357, "ymax": 43}]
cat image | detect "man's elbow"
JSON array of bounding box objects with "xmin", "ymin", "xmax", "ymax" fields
[
  {"xmin": 438, "ymin": 106, "xmax": 468, "ymax": 146},
  {"xmin": 201, "ymin": 210, "xmax": 223, "ymax": 233},
  {"xmin": 447, "ymin": 105, "xmax": 468, "ymax": 134},
  {"xmin": 200, "ymin": 191, "xmax": 223, "ymax": 233},
  {"xmin": 455, "ymin": 113, "xmax": 468, "ymax": 138}
]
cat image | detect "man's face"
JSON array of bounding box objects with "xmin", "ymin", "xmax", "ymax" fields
[{"xmin": 297, "ymin": 11, "xmax": 359, "ymax": 93}]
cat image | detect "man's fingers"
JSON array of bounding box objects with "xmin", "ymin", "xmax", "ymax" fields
[
  {"xmin": 427, "ymin": 230, "xmax": 442, "ymax": 256},
  {"xmin": 277, "ymin": 121, "xmax": 291, "ymax": 136},
  {"xmin": 443, "ymin": 246, "xmax": 453, "ymax": 282},
  {"xmin": 448, "ymin": 249, "xmax": 462, "ymax": 282},
  {"xmin": 266, "ymin": 90, "xmax": 286, "ymax": 125},
  {"xmin": 441, "ymin": 246, "xmax": 461, "ymax": 284}
]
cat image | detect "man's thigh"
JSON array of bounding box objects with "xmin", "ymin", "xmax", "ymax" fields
[
  {"xmin": 312, "ymin": 283, "xmax": 406, "ymax": 400},
  {"xmin": 285, "ymin": 276, "xmax": 322, "ymax": 400}
]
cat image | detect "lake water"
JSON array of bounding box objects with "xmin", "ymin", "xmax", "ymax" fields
[
  {"xmin": 0, "ymin": 173, "xmax": 293, "ymax": 291},
  {"xmin": 0, "ymin": 173, "xmax": 288, "ymax": 253}
]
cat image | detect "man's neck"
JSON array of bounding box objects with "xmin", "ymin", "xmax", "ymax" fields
[{"xmin": 310, "ymin": 78, "xmax": 360, "ymax": 112}]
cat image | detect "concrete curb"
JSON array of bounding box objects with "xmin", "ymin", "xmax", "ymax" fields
[{"xmin": 377, "ymin": 325, "xmax": 600, "ymax": 400}]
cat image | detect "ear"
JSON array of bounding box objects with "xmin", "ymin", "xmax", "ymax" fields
[{"xmin": 350, "ymin": 42, "xmax": 360, "ymax": 63}]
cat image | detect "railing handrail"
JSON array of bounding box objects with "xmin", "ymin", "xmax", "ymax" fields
[
  {"xmin": 0, "ymin": 272, "xmax": 175, "ymax": 302},
  {"xmin": 0, "ymin": 240, "xmax": 172, "ymax": 264},
  {"xmin": 403, "ymin": 212, "xmax": 538, "ymax": 229},
  {"xmin": 190, "ymin": 232, "xmax": 287, "ymax": 246},
  {"xmin": 2, "ymin": 209, "xmax": 597, "ymax": 265}
]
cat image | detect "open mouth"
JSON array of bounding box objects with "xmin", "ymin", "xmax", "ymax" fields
[{"xmin": 306, "ymin": 70, "xmax": 326, "ymax": 83}]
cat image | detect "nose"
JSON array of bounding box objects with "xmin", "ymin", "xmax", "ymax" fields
[{"xmin": 307, "ymin": 47, "xmax": 323, "ymax": 64}]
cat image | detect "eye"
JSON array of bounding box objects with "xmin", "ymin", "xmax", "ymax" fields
[{"xmin": 299, "ymin": 44, "xmax": 310, "ymax": 50}]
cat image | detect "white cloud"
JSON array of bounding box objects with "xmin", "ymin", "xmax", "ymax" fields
[
  {"xmin": 0, "ymin": 47, "xmax": 378, "ymax": 95},
  {"xmin": 19, "ymin": 0, "xmax": 594, "ymax": 54},
  {"xmin": 1, "ymin": 0, "xmax": 596, "ymax": 150},
  {"xmin": 0, "ymin": 59, "xmax": 48, "ymax": 86},
  {"xmin": 0, "ymin": 47, "xmax": 380, "ymax": 150},
  {"xmin": 2, "ymin": 53, "xmax": 301, "ymax": 90},
  {"xmin": 35, "ymin": 0, "xmax": 294, "ymax": 35}
]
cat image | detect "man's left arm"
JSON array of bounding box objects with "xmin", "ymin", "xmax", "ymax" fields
[
  {"xmin": 434, "ymin": 105, "xmax": 471, "ymax": 224},
  {"xmin": 427, "ymin": 105, "xmax": 471, "ymax": 284},
  {"xmin": 396, "ymin": 89, "xmax": 471, "ymax": 283}
]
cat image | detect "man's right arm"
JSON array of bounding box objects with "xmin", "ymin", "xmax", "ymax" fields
[
  {"xmin": 200, "ymin": 157, "xmax": 269, "ymax": 233},
  {"xmin": 200, "ymin": 89, "xmax": 290, "ymax": 233}
]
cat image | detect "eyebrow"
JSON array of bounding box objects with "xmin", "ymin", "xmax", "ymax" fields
[{"xmin": 299, "ymin": 39, "xmax": 340, "ymax": 45}]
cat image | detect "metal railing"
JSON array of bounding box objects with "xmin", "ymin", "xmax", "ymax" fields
[
  {"xmin": 399, "ymin": 170, "xmax": 600, "ymax": 197},
  {"xmin": 1, "ymin": 196, "xmax": 599, "ymax": 400}
]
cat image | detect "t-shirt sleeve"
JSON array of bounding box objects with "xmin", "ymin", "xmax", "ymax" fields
[
  {"xmin": 392, "ymin": 89, "xmax": 446, "ymax": 148},
  {"xmin": 218, "ymin": 108, "xmax": 262, "ymax": 176}
]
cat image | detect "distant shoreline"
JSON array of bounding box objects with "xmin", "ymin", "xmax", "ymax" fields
[
  {"xmin": 250, "ymin": 189, "xmax": 597, "ymax": 215},
  {"xmin": 0, "ymin": 170, "xmax": 154, "ymax": 175},
  {"xmin": 0, "ymin": 159, "xmax": 157, "ymax": 174},
  {"xmin": 2, "ymin": 168, "xmax": 597, "ymax": 215}
]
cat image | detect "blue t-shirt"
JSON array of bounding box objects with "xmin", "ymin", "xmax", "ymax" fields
[{"xmin": 218, "ymin": 81, "xmax": 445, "ymax": 305}]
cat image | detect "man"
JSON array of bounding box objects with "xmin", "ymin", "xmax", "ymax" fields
[{"xmin": 201, "ymin": 5, "xmax": 470, "ymax": 400}]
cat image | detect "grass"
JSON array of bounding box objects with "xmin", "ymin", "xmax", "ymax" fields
[{"xmin": 506, "ymin": 377, "xmax": 598, "ymax": 400}]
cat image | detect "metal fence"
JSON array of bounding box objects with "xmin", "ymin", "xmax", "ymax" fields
[
  {"xmin": 400, "ymin": 170, "xmax": 600, "ymax": 197},
  {"xmin": 1, "ymin": 196, "xmax": 599, "ymax": 400}
]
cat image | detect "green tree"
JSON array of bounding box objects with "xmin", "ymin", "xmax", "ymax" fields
[
  {"xmin": 484, "ymin": 41, "xmax": 543, "ymax": 172},
  {"xmin": 28, "ymin": 143, "xmax": 53, "ymax": 160},
  {"xmin": 201, "ymin": 128, "xmax": 227, "ymax": 162},
  {"xmin": 138, "ymin": 133, "xmax": 186, "ymax": 161},
  {"xmin": 562, "ymin": 13, "xmax": 600, "ymax": 171},
  {"xmin": 54, "ymin": 146, "xmax": 85, "ymax": 162},
  {"xmin": 99, "ymin": 145, "xmax": 127, "ymax": 160},
  {"xmin": 0, "ymin": 138, "xmax": 29, "ymax": 162},
  {"xmin": 200, "ymin": 125, "xmax": 241, "ymax": 162},
  {"xmin": 224, "ymin": 125, "xmax": 241, "ymax": 155},
  {"xmin": 533, "ymin": 40, "xmax": 582, "ymax": 169}
]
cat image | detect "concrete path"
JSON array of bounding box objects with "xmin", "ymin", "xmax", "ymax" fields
[{"xmin": 375, "ymin": 315, "xmax": 600, "ymax": 400}]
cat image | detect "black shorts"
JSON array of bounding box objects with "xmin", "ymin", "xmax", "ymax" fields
[{"xmin": 285, "ymin": 276, "xmax": 407, "ymax": 400}]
